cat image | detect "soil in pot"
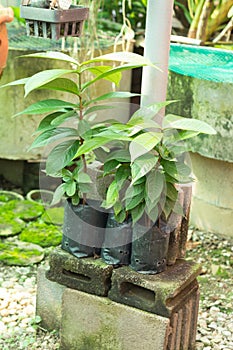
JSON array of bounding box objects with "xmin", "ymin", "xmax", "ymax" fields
[{"xmin": 62, "ymin": 199, "xmax": 108, "ymax": 258}]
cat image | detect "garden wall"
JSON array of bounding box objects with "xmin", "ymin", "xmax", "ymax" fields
[{"xmin": 167, "ymin": 72, "xmax": 233, "ymax": 237}]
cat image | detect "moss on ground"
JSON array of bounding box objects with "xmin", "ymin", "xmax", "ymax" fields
[
  {"xmin": 0, "ymin": 211, "xmax": 25, "ymax": 237},
  {"xmin": 41, "ymin": 207, "xmax": 64, "ymax": 226},
  {"xmin": 19, "ymin": 221, "xmax": 62, "ymax": 248},
  {"xmin": 0, "ymin": 241, "xmax": 44, "ymax": 265},
  {"xmin": 3, "ymin": 200, "xmax": 44, "ymax": 221}
]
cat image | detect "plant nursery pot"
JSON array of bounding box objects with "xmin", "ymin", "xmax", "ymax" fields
[
  {"xmin": 0, "ymin": 23, "xmax": 8, "ymax": 77},
  {"xmin": 62, "ymin": 199, "xmax": 108, "ymax": 258},
  {"xmin": 130, "ymin": 223, "xmax": 170, "ymax": 275},
  {"xmin": 26, "ymin": 189, "xmax": 54, "ymax": 207},
  {"xmin": 0, "ymin": 190, "xmax": 24, "ymax": 205},
  {"xmin": 20, "ymin": 5, "xmax": 89, "ymax": 40},
  {"xmin": 101, "ymin": 213, "xmax": 132, "ymax": 267}
]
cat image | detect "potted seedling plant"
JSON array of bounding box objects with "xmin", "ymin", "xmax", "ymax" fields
[
  {"xmin": 75, "ymin": 102, "xmax": 216, "ymax": 272},
  {"xmin": 1, "ymin": 50, "xmax": 154, "ymax": 258}
]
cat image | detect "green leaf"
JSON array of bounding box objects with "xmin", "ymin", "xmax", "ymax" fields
[
  {"xmin": 85, "ymin": 51, "xmax": 155, "ymax": 67},
  {"xmin": 20, "ymin": 51, "xmax": 80, "ymax": 66},
  {"xmin": 85, "ymin": 66, "xmax": 122, "ymax": 86},
  {"xmin": 166, "ymin": 183, "xmax": 178, "ymax": 202},
  {"xmin": 146, "ymin": 205, "xmax": 159, "ymax": 223},
  {"xmin": 38, "ymin": 78, "xmax": 79, "ymax": 95},
  {"xmin": 84, "ymin": 105, "xmax": 114, "ymax": 116},
  {"xmin": 25, "ymin": 69, "xmax": 75, "ymax": 97},
  {"xmin": 131, "ymin": 154, "xmax": 159, "ymax": 184},
  {"xmin": 163, "ymin": 114, "xmax": 216, "ymax": 135},
  {"xmin": 46, "ymin": 140, "xmax": 80, "ymax": 176},
  {"xmin": 114, "ymin": 209, "xmax": 126, "ymax": 223},
  {"xmin": 78, "ymin": 172, "xmax": 92, "ymax": 184},
  {"xmin": 50, "ymin": 110, "xmax": 77, "ymax": 127},
  {"xmin": 90, "ymin": 91, "xmax": 141, "ymax": 104},
  {"xmin": 74, "ymin": 135, "xmax": 131, "ymax": 158},
  {"xmin": 113, "ymin": 200, "xmax": 123, "ymax": 216},
  {"xmin": 78, "ymin": 119, "xmax": 90, "ymax": 137},
  {"xmin": 127, "ymin": 119, "xmax": 161, "ymax": 134},
  {"xmin": 30, "ymin": 127, "xmax": 78, "ymax": 149},
  {"xmin": 124, "ymin": 183, "xmax": 145, "ymax": 200},
  {"xmin": 131, "ymin": 202, "xmax": 145, "ymax": 225},
  {"xmin": 115, "ymin": 165, "xmax": 131, "ymax": 189},
  {"xmin": 129, "ymin": 101, "xmax": 176, "ymax": 123},
  {"xmin": 82, "ymin": 63, "xmax": 153, "ymax": 91},
  {"xmin": 50, "ymin": 183, "xmax": 66, "ymax": 206},
  {"xmin": 64, "ymin": 181, "xmax": 76, "ymax": 197},
  {"xmin": 126, "ymin": 192, "xmax": 144, "ymax": 210},
  {"xmin": 145, "ymin": 170, "xmax": 164, "ymax": 203},
  {"xmin": 165, "ymin": 130, "xmax": 200, "ymax": 143},
  {"xmin": 129, "ymin": 132, "xmax": 162, "ymax": 161},
  {"xmin": 103, "ymin": 180, "xmax": 119, "ymax": 209},
  {"xmin": 103, "ymin": 160, "xmax": 120, "ymax": 175},
  {"xmin": 79, "ymin": 183, "xmax": 92, "ymax": 194},
  {"xmin": 105, "ymin": 149, "xmax": 131, "ymax": 163},
  {"xmin": 15, "ymin": 99, "xmax": 77, "ymax": 116},
  {"xmin": 0, "ymin": 77, "xmax": 29, "ymax": 88},
  {"xmin": 35, "ymin": 112, "xmax": 63, "ymax": 133},
  {"xmin": 161, "ymin": 160, "xmax": 192, "ymax": 182}
]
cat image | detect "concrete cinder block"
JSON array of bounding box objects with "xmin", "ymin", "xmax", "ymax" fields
[
  {"xmin": 36, "ymin": 266, "xmax": 66, "ymax": 331},
  {"xmin": 108, "ymin": 260, "xmax": 201, "ymax": 318},
  {"xmin": 60, "ymin": 288, "xmax": 170, "ymax": 350},
  {"xmin": 46, "ymin": 247, "xmax": 113, "ymax": 296}
]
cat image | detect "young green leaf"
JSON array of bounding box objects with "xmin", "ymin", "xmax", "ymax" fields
[
  {"xmin": 14, "ymin": 99, "xmax": 77, "ymax": 117},
  {"xmin": 38, "ymin": 78, "xmax": 79, "ymax": 95},
  {"xmin": 129, "ymin": 131, "xmax": 162, "ymax": 161},
  {"xmin": 105, "ymin": 149, "xmax": 131, "ymax": 163},
  {"xmin": 125, "ymin": 192, "xmax": 144, "ymax": 211},
  {"xmin": 64, "ymin": 181, "xmax": 76, "ymax": 197},
  {"xmin": 103, "ymin": 160, "xmax": 120, "ymax": 175},
  {"xmin": 20, "ymin": 51, "xmax": 80, "ymax": 66},
  {"xmin": 46, "ymin": 140, "xmax": 80, "ymax": 176},
  {"xmin": 103, "ymin": 180, "xmax": 119, "ymax": 209},
  {"xmin": 163, "ymin": 114, "xmax": 216, "ymax": 135},
  {"xmin": 89, "ymin": 91, "xmax": 141, "ymax": 104},
  {"xmin": 145, "ymin": 170, "xmax": 164, "ymax": 204},
  {"xmin": 78, "ymin": 172, "xmax": 92, "ymax": 184},
  {"xmin": 131, "ymin": 202, "xmax": 145, "ymax": 225},
  {"xmin": 24, "ymin": 69, "xmax": 75, "ymax": 97},
  {"xmin": 131, "ymin": 154, "xmax": 159, "ymax": 184},
  {"xmin": 29, "ymin": 127, "xmax": 78, "ymax": 149},
  {"xmin": 50, "ymin": 183, "xmax": 66, "ymax": 206}
]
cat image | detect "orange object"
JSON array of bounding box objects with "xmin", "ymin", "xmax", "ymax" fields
[
  {"xmin": 0, "ymin": 7, "xmax": 14, "ymax": 77},
  {"xmin": 0, "ymin": 23, "xmax": 9, "ymax": 77}
]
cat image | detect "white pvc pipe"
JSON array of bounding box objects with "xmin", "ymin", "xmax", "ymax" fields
[{"xmin": 140, "ymin": 0, "xmax": 174, "ymax": 116}]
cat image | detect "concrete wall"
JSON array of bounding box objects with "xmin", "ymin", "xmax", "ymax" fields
[{"xmin": 167, "ymin": 72, "xmax": 233, "ymax": 237}]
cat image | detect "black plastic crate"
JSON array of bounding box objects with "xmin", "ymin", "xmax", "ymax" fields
[{"xmin": 20, "ymin": 5, "xmax": 89, "ymax": 40}]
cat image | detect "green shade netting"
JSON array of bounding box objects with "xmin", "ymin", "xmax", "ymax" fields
[
  {"xmin": 169, "ymin": 44, "xmax": 233, "ymax": 84},
  {"xmin": 8, "ymin": 26, "xmax": 233, "ymax": 84}
]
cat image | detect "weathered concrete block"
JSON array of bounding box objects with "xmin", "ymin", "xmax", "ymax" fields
[
  {"xmin": 36, "ymin": 266, "xmax": 66, "ymax": 331},
  {"xmin": 46, "ymin": 247, "xmax": 113, "ymax": 296},
  {"xmin": 108, "ymin": 260, "xmax": 201, "ymax": 318},
  {"xmin": 60, "ymin": 288, "xmax": 170, "ymax": 350}
]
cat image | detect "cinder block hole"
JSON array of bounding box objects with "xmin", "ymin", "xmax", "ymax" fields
[
  {"xmin": 120, "ymin": 282, "xmax": 155, "ymax": 303},
  {"xmin": 62, "ymin": 269, "xmax": 91, "ymax": 283}
]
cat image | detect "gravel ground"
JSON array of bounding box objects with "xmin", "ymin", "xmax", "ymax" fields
[{"xmin": 0, "ymin": 229, "xmax": 232, "ymax": 350}]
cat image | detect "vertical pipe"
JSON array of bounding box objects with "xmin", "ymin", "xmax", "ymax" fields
[{"xmin": 140, "ymin": 0, "xmax": 174, "ymax": 116}]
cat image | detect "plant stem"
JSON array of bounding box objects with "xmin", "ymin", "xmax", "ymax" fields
[{"xmin": 188, "ymin": 0, "xmax": 206, "ymax": 38}]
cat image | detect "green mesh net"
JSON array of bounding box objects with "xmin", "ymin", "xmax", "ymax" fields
[{"xmin": 169, "ymin": 44, "xmax": 233, "ymax": 84}]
